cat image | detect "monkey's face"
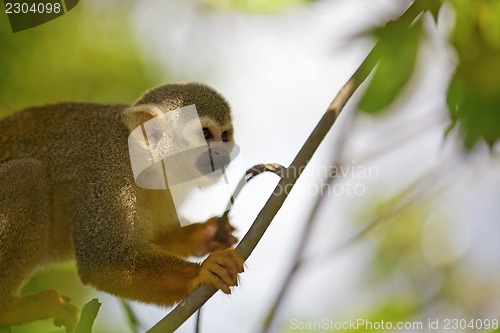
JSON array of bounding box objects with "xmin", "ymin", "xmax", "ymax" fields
[
  {"xmin": 179, "ymin": 115, "xmax": 235, "ymax": 180},
  {"xmin": 127, "ymin": 103, "xmax": 237, "ymax": 190},
  {"xmin": 143, "ymin": 108, "xmax": 235, "ymax": 186}
]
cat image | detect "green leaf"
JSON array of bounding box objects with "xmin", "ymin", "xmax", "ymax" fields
[
  {"xmin": 446, "ymin": 71, "xmax": 500, "ymax": 149},
  {"xmin": 75, "ymin": 299, "xmax": 102, "ymax": 333},
  {"xmin": 358, "ymin": 20, "xmax": 423, "ymax": 114},
  {"xmin": 445, "ymin": 0, "xmax": 500, "ymax": 149}
]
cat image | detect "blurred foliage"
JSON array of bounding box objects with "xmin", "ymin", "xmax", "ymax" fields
[
  {"xmin": 204, "ymin": 0, "xmax": 309, "ymax": 13},
  {"xmin": 335, "ymin": 298, "xmax": 418, "ymax": 333},
  {"xmin": 446, "ymin": 0, "xmax": 500, "ymax": 149},
  {"xmin": 358, "ymin": 20, "xmax": 423, "ymax": 113},
  {"xmin": 279, "ymin": 180, "xmax": 500, "ymax": 333},
  {"xmin": 369, "ymin": 200, "xmax": 430, "ymax": 278},
  {"xmin": 365, "ymin": 189, "xmax": 500, "ymax": 332},
  {"xmin": 358, "ymin": 0, "xmax": 500, "ymax": 149},
  {"xmin": 0, "ymin": 1, "xmax": 163, "ymax": 116}
]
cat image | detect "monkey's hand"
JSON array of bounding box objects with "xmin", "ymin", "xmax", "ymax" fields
[
  {"xmin": 188, "ymin": 216, "xmax": 238, "ymax": 257},
  {"xmin": 156, "ymin": 216, "xmax": 237, "ymax": 257},
  {"xmin": 192, "ymin": 248, "xmax": 244, "ymax": 294}
]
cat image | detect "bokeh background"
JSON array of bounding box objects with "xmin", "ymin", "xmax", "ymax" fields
[{"xmin": 1, "ymin": 0, "xmax": 499, "ymax": 332}]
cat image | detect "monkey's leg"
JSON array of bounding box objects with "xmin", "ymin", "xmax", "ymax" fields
[{"xmin": 0, "ymin": 159, "xmax": 78, "ymax": 332}]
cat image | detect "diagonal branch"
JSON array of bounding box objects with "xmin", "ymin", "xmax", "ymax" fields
[
  {"xmin": 146, "ymin": 54, "xmax": 370, "ymax": 333},
  {"xmin": 146, "ymin": 32, "xmax": 374, "ymax": 333}
]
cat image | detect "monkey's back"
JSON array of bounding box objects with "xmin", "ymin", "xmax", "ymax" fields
[
  {"xmin": 0, "ymin": 102, "xmax": 128, "ymax": 164},
  {"xmin": 0, "ymin": 102, "xmax": 132, "ymax": 186},
  {"xmin": 1, "ymin": 104, "xmax": 134, "ymax": 211},
  {"xmin": 0, "ymin": 102, "xmax": 142, "ymax": 260}
]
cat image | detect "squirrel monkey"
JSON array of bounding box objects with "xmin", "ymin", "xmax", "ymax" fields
[{"xmin": 0, "ymin": 83, "xmax": 244, "ymax": 331}]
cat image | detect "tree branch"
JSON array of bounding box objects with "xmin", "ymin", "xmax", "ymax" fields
[
  {"xmin": 147, "ymin": 29, "xmax": 373, "ymax": 333},
  {"xmin": 146, "ymin": 55, "xmax": 370, "ymax": 333}
]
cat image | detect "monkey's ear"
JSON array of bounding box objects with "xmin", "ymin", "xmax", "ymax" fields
[{"xmin": 122, "ymin": 104, "xmax": 164, "ymax": 132}]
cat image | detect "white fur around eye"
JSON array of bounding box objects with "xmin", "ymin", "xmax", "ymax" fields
[{"xmin": 183, "ymin": 118, "xmax": 208, "ymax": 147}]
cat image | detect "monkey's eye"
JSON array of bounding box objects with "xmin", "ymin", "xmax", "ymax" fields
[
  {"xmin": 221, "ymin": 131, "xmax": 229, "ymax": 142},
  {"xmin": 203, "ymin": 128, "xmax": 213, "ymax": 140}
]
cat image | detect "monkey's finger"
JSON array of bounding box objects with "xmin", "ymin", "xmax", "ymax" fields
[
  {"xmin": 208, "ymin": 240, "xmax": 223, "ymax": 251},
  {"xmin": 54, "ymin": 318, "xmax": 63, "ymax": 327},
  {"xmin": 208, "ymin": 239, "xmax": 231, "ymax": 251},
  {"xmin": 53, "ymin": 314, "xmax": 77, "ymax": 333},
  {"xmin": 52, "ymin": 293, "xmax": 78, "ymax": 331},
  {"xmin": 208, "ymin": 235, "xmax": 237, "ymax": 251},
  {"xmin": 232, "ymin": 253, "xmax": 245, "ymax": 273},
  {"xmin": 226, "ymin": 235, "xmax": 238, "ymax": 245},
  {"xmin": 236, "ymin": 260, "xmax": 244, "ymax": 273},
  {"xmin": 220, "ymin": 248, "xmax": 244, "ymax": 273},
  {"xmin": 203, "ymin": 220, "xmax": 218, "ymax": 237},
  {"xmin": 225, "ymin": 223, "xmax": 236, "ymax": 233},
  {"xmin": 204, "ymin": 270, "xmax": 232, "ymax": 294},
  {"xmin": 218, "ymin": 251, "xmax": 243, "ymax": 280},
  {"xmin": 209, "ymin": 261, "xmax": 237, "ymax": 287}
]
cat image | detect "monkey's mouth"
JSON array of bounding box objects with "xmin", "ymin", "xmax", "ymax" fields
[
  {"xmin": 196, "ymin": 147, "xmax": 231, "ymax": 175},
  {"xmin": 152, "ymin": 143, "xmax": 239, "ymax": 185}
]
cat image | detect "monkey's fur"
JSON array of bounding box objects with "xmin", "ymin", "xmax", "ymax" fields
[{"xmin": 0, "ymin": 83, "xmax": 243, "ymax": 331}]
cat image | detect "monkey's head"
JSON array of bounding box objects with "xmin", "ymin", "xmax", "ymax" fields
[{"xmin": 124, "ymin": 83, "xmax": 235, "ymax": 188}]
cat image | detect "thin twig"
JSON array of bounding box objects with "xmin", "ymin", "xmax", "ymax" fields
[
  {"xmin": 216, "ymin": 164, "xmax": 286, "ymax": 242},
  {"xmin": 119, "ymin": 300, "xmax": 141, "ymax": 333},
  {"xmin": 195, "ymin": 308, "xmax": 201, "ymax": 333}
]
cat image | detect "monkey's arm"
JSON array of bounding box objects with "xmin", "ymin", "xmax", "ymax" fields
[
  {"xmin": 138, "ymin": 189, "xmax": 238, "ymax": 258},
  {"xmin": 72, "ymin": 203, "xmax": 243, "ymax": 306},
  {"xmin": 76, "ymin": 247, "xmax": 242, "ymax": 305}
]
